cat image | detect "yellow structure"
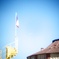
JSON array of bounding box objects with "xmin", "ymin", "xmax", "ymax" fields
[
  {"xmin": 0, "ymin": 50, "xmax": 2, "ymax": 59},
  {"xmin": 6, "ymin": 46, "xmax": 18, "ymax": 59}
]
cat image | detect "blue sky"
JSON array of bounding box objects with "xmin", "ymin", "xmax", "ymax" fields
[{"xmin": 0, "ymin": 0, "xmax": 59, "ymax": 59}]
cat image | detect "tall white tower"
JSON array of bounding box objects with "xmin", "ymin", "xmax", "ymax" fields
[
  {"xmin": 15, "ymin": 12, "xmax": 19, "ymax": 53},
  {"xmin": 6, "ymin": 12, "xmax": 19, "ymax": 59}
]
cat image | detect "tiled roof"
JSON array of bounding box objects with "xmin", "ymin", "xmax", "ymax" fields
[{"xmin": 29, "ymin": 39, "xmax": 59, "ymax": 56}]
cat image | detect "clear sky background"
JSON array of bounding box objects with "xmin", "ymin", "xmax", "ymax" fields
[{"xmin": 0, "ymin": 0, "xmax": 59, "ymax": 59}]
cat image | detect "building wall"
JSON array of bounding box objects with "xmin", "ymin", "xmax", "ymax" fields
[
  {"xmin": 50, "ymin": 53, "xmax": 59, "ymax": 59},
  {"xmin": 27, "ymin": 53, "xmax": 59, "ymax": 59},
  {"xmin": 37, "ymin": 54, "xmax": 46, "ymax": 59},
  {"xmin": 46, "ymin": 54, "xmax": 50, "ymax": 59},
  {"xmin": 31, "ymin": 56, "xmax": 35, "ymax": 59},
  {"xmin": 27, "ymin": 55, "xmax": 37, "ymax": 59},
  {"xmin": 27, "ymin": 56, "xmax": 31, "ymax": 59},
  {"xmin": 31, "ymin": 55, "xmax": 37, "ymax": 59},
  {"xmin": 27, "ymin": 54, "xmax": 46, "ymax": 59}
]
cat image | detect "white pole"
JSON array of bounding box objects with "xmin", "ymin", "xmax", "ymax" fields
[
  {"xmin": 15, "ymin": 12, "xmax": 17, "ymax": 37},
  {"xmin": 15, "ymin": 12, "xmax": 18, "ymax": 53}
]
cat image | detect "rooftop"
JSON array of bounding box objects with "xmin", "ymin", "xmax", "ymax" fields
[{"xmin": 28, "ymin": 39, "xmax": 59, "ymax": 57}]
